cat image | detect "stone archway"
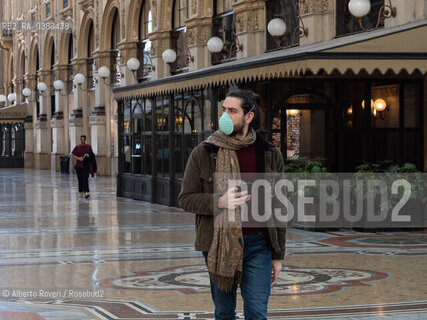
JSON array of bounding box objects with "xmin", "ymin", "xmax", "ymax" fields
[
  {"xmin": 78, "ymin": 10, "xmax": 95, "ymax": 58},
  {"xmin": 100, "ymin": 0, "xmax": 121, "ymax": 51},
  {"xmin": 28, "ymin": 37, "xmax": 39, "ymax": 75},
  {"xmin": 58, "ymin": 19, "xmax": 74, "ymax": 65}
]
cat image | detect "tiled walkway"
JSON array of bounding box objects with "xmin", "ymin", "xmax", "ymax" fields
[{"xmin": 0, "ymin": 169, "xmax": 426, "ymax": 320}]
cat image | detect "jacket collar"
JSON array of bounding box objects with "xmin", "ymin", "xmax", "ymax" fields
[{"xmin": 203, "ymin": 132, "xmax": 273, "ymax": 154}]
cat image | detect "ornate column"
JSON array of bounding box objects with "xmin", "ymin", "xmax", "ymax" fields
[
  {"xmin": 298, "ymin": 0, "xmax": 334, "ymax": 45},
  {"xmin": 117, "ymin": 41, "xmax": 139, "ymax": 86},
  {"xmin": 149, "ymin": 30, "xmax": 172, "ymax": 80},
  {"xmin": 13, "ymin": 78, "xmax": 24, "ymax": 104},
  {"xmin": 35, "ymin": 69, "xmax": 52, "ymax": 170},
  {"xmin": 69, "ymin": 58, "xmax": 89, "ymax": 152},
  {"xmin": 23, "ymin": 74, "xmax": 36, "ymax": 168},
  {"xmin": 186, "ymin": 17, "xmax": 212, "ymax": 71},
  {"xmin": 50, "ymin": 64, "xmax": 70, "ymax": 170},
  {"xmin": 90, "ymin": 50, "xmax": 113, "ymax": 175},
  {"xmin": 233, "ymin": 0, "xmax": 265, "ymax": 58}
]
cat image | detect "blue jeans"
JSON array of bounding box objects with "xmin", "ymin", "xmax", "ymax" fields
[{"xmin": 203, "ymin": 232, "xmax": 272, "ymax": 320}]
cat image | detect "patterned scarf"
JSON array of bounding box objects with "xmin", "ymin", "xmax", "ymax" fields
[{"xmin": 204, "ymin": 128, "xmax": 257, "ymax": 291}]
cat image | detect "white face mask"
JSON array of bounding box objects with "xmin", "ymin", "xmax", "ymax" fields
[{"xmin": 219, "ymin": 105, "xmax": 255, "ymax": 136}]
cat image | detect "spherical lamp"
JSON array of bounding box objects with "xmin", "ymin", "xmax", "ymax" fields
[
  {"xmin": 73, "ymin": 73, "xmax": 85, "ymax": 85},
  {"xmin": 37, "ymin": 82, "xmax": 48, "ymax": 92},
  {"xmin": 98, "ymin": 66, "xmax": 110, "ymax": 79},
  {"xmin": 348, "ymin": 0, "xmax": 371, "ymax": 18},
  {"xmin": 53, "ymin": 80, "xmax": 64, "ymax": 91},
  {"xmin": 0, "ymin": 95, "xmax": 6, "ymax": 103},
  {"xmin": 162, "ymin": 49, "xmax": 177, "ymax": 64},
  {"xmin": 22, "ymin": 88, "xmax": 32, "ymax": 97},
  {"xmin": 127, "ymin": 57, "xmax": 140, "ymax": 71},
  {"xmin": 7, "ymin": 93, "xmax": 16, "ymax": 103},
  {"xmin": 207, "ymin": 37, "xmax": 224, "ymax": 53},
  {"xmin": 267, "ymin": 18, "xmax": 287, "ymax": 37},
  {"xmin": 374, "ymin": 99, "xmax": 387, "ymax": 112}
]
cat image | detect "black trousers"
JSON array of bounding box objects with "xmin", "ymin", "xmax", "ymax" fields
[{"xmin": 75, "ymin": 166, "xmax": 90, "ymax": 193}]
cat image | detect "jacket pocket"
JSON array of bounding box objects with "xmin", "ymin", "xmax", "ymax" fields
[{"xmin": 200, "ymin": 170, "xmax": 214, "ymax": 193}]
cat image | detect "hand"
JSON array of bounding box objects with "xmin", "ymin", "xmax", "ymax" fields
[
  {"xmin": 84, "ymin": 153, "xmax": 90, "ymax": 157},
  {"xmin": 217, "ymin": 186, "xmax": 251, "ymax": 209},
  {"xmin": 271, "ymin": 259, "xmax": 282, "ymax": 284},
  {"xmin": 78, "ymin": 157, "xmax": 84, "ymax": 161}
]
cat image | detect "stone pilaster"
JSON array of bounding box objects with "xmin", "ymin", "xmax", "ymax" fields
[
  {"xmin": 117, "ymin": 41, "xmax": 140, "ymax": 86},
  {"xmin": 13, "ymin": 78, "xmax": 24, "ymax": 104},
  {"xmin": 233, "ymin": 0, "xmax": 265, "ymax": 58},
  {"xmin": 149, "ymin": 30, "xmax": 172, "ymax": 80},
  {"xmin": 298, "ymin": 0, "xmax": 334, "ymax": 45},
  {"xmin": 186, "ymin": 16, "xmax": 212, "ymax": 71},
  {"xmin": 23, "ymin": 74, "xmax": 36, "ymax": 168},
  {"xmin": 69, "ymin": 58, "xmax": 91, "ymax": 152},
  {"xmin": 35, "ymin": 69, "xmax": 52, "ymax": 170}
]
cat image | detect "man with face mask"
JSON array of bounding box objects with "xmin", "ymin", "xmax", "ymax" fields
[{"xmin": 179, "ymin": 89, "xmax": 286, "ymax": 320}]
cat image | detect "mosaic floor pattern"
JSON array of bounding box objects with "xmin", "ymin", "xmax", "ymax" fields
[{"xmin": 0, "ymin": 169, "xmax": 426, "ymax": 320}]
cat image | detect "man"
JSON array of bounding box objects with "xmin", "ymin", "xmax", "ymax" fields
[
  {"xmin": 178, "ymin": 89, "xmax": 286, "ymax": 320},
  {"xmin": 72, "ymin": 135, "xmax": 94, "ymax": 199}
]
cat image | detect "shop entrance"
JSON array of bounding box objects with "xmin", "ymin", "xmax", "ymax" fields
[
  {"xmin": 270, "ymin": 90, "xmax": 330, "ymax": 167},
  {"xmin": 0, "ymin": 123, "xmax": 25, "ymax": 168}
]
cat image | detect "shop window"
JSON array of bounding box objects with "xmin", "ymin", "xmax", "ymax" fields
[
  {"xmin": 132, "ymin": 99, "xmax": 143, "ymax": 174},
  {"xmin": 156, "ymin": 97, "xmax": 170, "ymax": 177},
  {"xmin": 371, "ymin": 84, "xmax": 399, "ymax": 128},
  {"xmin": 266, "ymin": 0, "xmax": 300, "ymax": 50},
  {"xmin": 123, "ymin": 100, "xmax": 131, "ymax": 173},
  {"xmin": 336, "ymin": 0, "xmax": 384, "ymax": 36},
  {"xmin": 63, "ymin": 0, "xmax": 69, "ymax": 9},
  {"xmin": 404, "ymin": 84, "xmax": 419, "ymax": 128}
]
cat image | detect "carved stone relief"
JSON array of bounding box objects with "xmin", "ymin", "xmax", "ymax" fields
[{"xmin": 299, "ymin": 0, "xmax": 329, "ymax": 15}]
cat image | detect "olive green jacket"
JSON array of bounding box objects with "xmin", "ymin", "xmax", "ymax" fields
[{"xmin": 178, "ymin": 133, "xmax": 286, "ymax": 260}]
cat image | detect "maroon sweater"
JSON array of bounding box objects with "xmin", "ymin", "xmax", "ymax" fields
[
  {"xmin": 72, "ymin": 144, "xmax": 93, "ymax": 168},
  {"xmin": 236, "ymin": 144, "xmax": 265, "ymax": 235}
]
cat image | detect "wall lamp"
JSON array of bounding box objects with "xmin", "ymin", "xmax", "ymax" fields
[
  {"xmin": 361, "ymin": 98, "xmax": 390, "ymax": 120},
  {"xmin": 162, "ymin": 47, "xmax": 194, "ymax": 67},
  {"xmin": 7, "ymin": 93, "xmax": 16, "ymax": 105},
  {"xmin": 349, "ymin": 0, "xmax": 397, "ymax": 31},
  {"xmin": 206, "ymin": 35, "xmax": 243, "ymax": 61},
  {"xmin": 267, "ymin": 2, "xmax": 308, "ymax": 49},
  {"xmin": 127, "ymin": 57, "xmax": 155, "ymax": 79}
]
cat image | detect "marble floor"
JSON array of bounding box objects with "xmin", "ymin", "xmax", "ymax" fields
[{"xmin": 0, "ymin": 169, "xmax": 426, "ymax": 320}]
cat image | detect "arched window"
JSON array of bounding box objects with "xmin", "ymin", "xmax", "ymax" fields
[
  {"xmin": 66, "ymin": 34, "xmax": 73, "ymax": 93},
  {"xmin": 36, "ymin": 47, "xmax": 40, "ymax": 117},
  {"xmin": 137, "ymin": 0, "xmax": 153, "ymax": 81},
  {"xmin": 87, "ymin": 20, "xmax": 95, "ymax": 89},
  {"xmin": 211, "ymin": 0, "xmax": 237, "ymax": 64},
  {"xmin": 20, "ymin": 51, "xmax": 25, "ymax": 102},
  {"xmin": 170, "ymin": 0, "xmax": 191, "ymax": 74},
  {"xmin": 50, "ymin": 42, "xmax": 56, "ymax": 118},
  {"xmin": 111, "ymin": 8, "xmax": 121, "ymax": 84}
]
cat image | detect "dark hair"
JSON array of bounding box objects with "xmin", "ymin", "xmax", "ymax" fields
[
  {"xmin": 80, "ymin": 135, "xmax": 87, "ymax": 139},
  {"xmin": 226, "ymin": 89, "xmax": 261, "ymax": 130}
]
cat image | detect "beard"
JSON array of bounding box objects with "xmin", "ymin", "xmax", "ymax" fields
[{"xmin": 231, "ymin": 120, "xmax": 245, "ymax": 136}]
